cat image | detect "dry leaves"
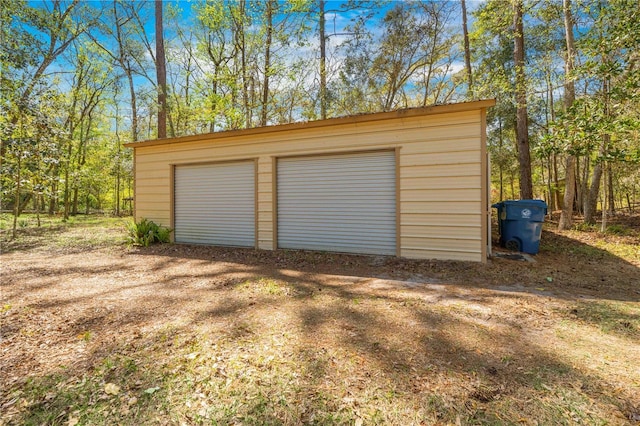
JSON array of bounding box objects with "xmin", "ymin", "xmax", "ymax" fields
[{"xmin": 104, "ymin": 383, "xmax": 120, "ymax": 396}]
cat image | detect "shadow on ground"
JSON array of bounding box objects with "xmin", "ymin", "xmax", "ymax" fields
[{"xmin": 2, "ymin": 227, "xmax": 639, "ymax": 424}]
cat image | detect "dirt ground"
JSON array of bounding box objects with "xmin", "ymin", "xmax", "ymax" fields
[{"xmin": 1, "ymin": 218, "xmax": 639, "ymax": 425}]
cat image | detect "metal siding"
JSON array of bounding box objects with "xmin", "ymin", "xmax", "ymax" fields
[
  {"xmin": 174, "ymin": 162, "xmax": 255, "ymax": 247},
  {"xmin": 278, "ymin": 151, "xmax": 396, "ymax": 255}
]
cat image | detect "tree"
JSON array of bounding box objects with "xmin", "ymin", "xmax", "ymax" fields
[
  {"xmin": 461, "ymin": 0, "xmax": 473, "ymax": 97},
  {"xmin": 59, "ymin": 43, "xmax": 111, "ymax": 219},
  {"xmin": 89, "ymin": 0, "xmax": 148, "ymax": 142},
  {"xmin": 260, "ymin": 0, "xmax": 274, "ymax": 126},
  {"xmin": 547, "ymin": 0, "xmax": 640, "ymax": 223},
  {"xmin": 3, "ymin": 0, "xmax": 637, "ymax": 225},
  {"xmin": 581, "ymin": 0, "xmax": 639, "ymax": 223},
  {"xmin": 558, "ymin": 0, "xmax": 577, "ymax": 230},
  {"xmin": 318, "ymin": 0, "xmax": 327, "ymax": 120},
  {"xmin": 1, "ymin": 0, "xmax": 88, "ymax": 160},
  {"xmin": 155, "ymin": 0, "xmax": 167, "ymax": 138},
  {"xmin": 338, "ymin": 1, "xmax": 461, "ymax": 113},
  {"xmin": 513, "ymin": 0, "xmax": 533, "ymax": 199},
  {"xmin": 0, "ymin": 0, "xmax": 99, "ymax": 227},
  {"xmin": 8, "ymin": 0, "xmax": 86, "ymax": 117}
]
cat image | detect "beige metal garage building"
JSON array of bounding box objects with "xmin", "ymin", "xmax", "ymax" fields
[{"xmin": 125, "ymin": 99, "xmax": 494, "ymax": 262}]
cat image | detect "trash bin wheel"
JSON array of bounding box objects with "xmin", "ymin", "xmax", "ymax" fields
[{"xmin": 505, "ymin": 239, "xmax": 520, "ymax": 251}]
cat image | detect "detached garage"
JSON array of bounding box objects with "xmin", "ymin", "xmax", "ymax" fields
[{"xmin": 125, "ymin": 99, "xmax": 494, "ymax": 262}]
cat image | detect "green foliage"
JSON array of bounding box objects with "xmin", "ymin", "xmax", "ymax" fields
[
  {"xmin": 2, "ymin": 0, "xmax": 639, "ymax": 221},
  {"xmin": 604, "ymin": 224, "xmax": 631, "ymax": 236},
  {"xmin": 572, "ymin": 222, "xmax": 598, "ymax": 233},
  {"xmin": 126, "ymin": 218, "xmax": 172, "ymax": 247}
]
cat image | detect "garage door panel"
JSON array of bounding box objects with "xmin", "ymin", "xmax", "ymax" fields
[
  {"xmin": 278, "ymin": 151, "xmax": 396, "ymax": 255},
  {"xmin": 175, "ymin": 162, "xmax": 255, "ymax": 247},
  {"xmin": 278, "ymin": 201, "xmax": 395, "ymax": 208}
]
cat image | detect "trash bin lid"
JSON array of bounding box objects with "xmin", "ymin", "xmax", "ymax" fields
[
  {"xmin": 500, "ymin": 199, "xmax": 547, "ymax": 221},
  {"xmin": 502, "ymin": 199, "xmax": 547, "ymax": 208}
]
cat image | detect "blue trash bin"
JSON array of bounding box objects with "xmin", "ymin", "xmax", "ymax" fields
[{"xmin": 492, "ymin": 200, "xmax": 547, "ymax": 254}]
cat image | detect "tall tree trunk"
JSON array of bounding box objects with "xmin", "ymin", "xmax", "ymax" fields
[
  {"xmin": 63, "ymin": 134, "xmax": 73, "ymax": 220},
  {"xmin": 114, "ymin": 99, "xmax": 121, "ymax": 216},
  {"xmin": 12, "ymin": 142, "xmax": 22, "ymax": 239},
  {"xmin": 547, "ymin": 157, "xmax": 554, "ymax": 211},
  {"xmin": 513, "ymin": 0, "xmax": 533, "ymax": 199},
  {"xmin": 558, "ymin": 0, "xmax": 577, "ymax": 230},
  {"xmin": 499, "ymin": 120, "xmax": 504, "ymax": 201},
  {"xmin": 155, "ymin": 0, "xmax": 167, "ymax": 139},
  {"xmin": 319, "ymin": 0, "xmax": 327, "ymax": 120},
  {"xmin": 579, "ymin": 156, "xmax": 588, "ymax": 214},
  {"xmin": 553, "ymin": 154, "xmax": 561, "ymax": 211},
  {"xmin": 35, "ymin": 192, "xmax": 41, "ymax": 227},
  {"xmin": 16, "ymin": 193, "xmax": 32, "ymax": 216},
  {"xmin": 261, "ymin": 0, "xmax": 273, "ymax": 127},
  {"xmin": 72, "ymin": 120, "xmax": 85, "ymax": 216},
  {"xmin": 585, "ymin": 75, "xmax": 610, "ymax": 225},
  {"xmin": 233, "ymin": 0, "xmax": 250, "ymax": 128},
  {"xmin": 48, "ymin": 177, "xmax": 58, "ymax": 215},
  {"xmin": 126, "ymin": 68, "xmax": 138, "ymax": 142},
  {"xmin": 584, "ymin": 140, "xmax": 607, "ymax": 224},
  {"xmin": 78, "ymin": 116, "xmax": 91, "ymax": 214},
  {"xmin": 545, "ymin": 68, "xmax": 556, "ymax": 211},
  {"xmin": 600, "ymin": 162, "xmax": 608, "ymax": 232},
  {"xmin": 608, "ymin": 165, "xmax": 615, "ymax": 213},
  {"xmin": 461, "ymin": 0, "xmax": 473, "ymax": 98},
  {"xmin": 72, "ymin": 188, "xmax": 79, "ymax": 215},
  {"xmin": 116, "ymin": 143, "xmax": 121, "ymax": 216}
]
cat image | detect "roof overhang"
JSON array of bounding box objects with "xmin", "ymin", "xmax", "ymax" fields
[{"xmin": 124, "ymin": 99, "xmax": 496, "ymax": 149}]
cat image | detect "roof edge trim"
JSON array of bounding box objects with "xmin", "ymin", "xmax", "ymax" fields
[{"xmin": 124, "ymin": 99, "xmax": 496, "ymax": 148}]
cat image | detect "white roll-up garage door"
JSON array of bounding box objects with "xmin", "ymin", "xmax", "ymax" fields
[
  {"xmin": 174, "ymin": 161, "xmax": 255, "ymax": 247},
  {"xmin": 277, "ymin": 151, "xmax": 396, "ymax": 255}
]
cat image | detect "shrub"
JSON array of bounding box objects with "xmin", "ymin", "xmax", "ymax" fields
[
  {"xmin": 127, "ymin": 218, "xmax": 172, "ymax": 247},
  {"xmin": 572, "ymin": 222, "xmax": 597, "ymax": 232},
  {"xmin": 605, "ymin": 224, "xmax": 630, "ymax": 236}
]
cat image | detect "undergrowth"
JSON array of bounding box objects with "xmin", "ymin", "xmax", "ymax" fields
[{"xmin": 126, "ymin": 218, "xmax": 172, "ymax": 247}]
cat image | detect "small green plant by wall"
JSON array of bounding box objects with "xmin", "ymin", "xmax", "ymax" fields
[{"xmin": 126, "ymin": 218, "xmax": 172, "ymax": 247}]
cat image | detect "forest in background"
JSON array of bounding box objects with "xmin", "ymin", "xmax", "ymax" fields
[{"xmin": 1, "ymin": 0, "xmax": 639, "ymax": 236}]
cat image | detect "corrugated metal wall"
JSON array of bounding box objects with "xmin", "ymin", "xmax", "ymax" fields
[
  {"xmin": 174, "ymin": 161, "xmax": 255, "ymax": 247},
  {"xmin": 129, "ymin": 101, "xmax": 494, "ymax": 262},
  {"xmin": 277, "ymin": 151, "xmax": 396, "ymax": 255}
]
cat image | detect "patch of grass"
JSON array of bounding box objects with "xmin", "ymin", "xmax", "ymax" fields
[
  {"xmin": 572, "ymin": 222, "xmax": 598, "ymax": 232},
  {"xmin": 237, "ymin": 277, "xmax": 293, "ymax": 297},
  {"xmin": 569, "ymin": 301, "xmax": 639, "ymax": 338},
  {"xmin": 605, "ymin": 224, "xmax": 632, "ymax": 236},
  {"xmin": 543, "ymin": 227, "xmax": 639, "ymax": 263},
  {"xmin": 0, "ymin": 214, "xmax": 130, "ymax": 253},
  {"xmin": 542, "ymin": 233, "xmax": 605, "ymax": 258},
  {"xmin": 11, "ymin": 355, "xmax": 169, "ymax": 426},
  {"xmin": 588, "ymin": 238, "xmax": 639, "ymax": 263},
  {"xmin": 78, "ymin": 331, "xmax": 93, "ymax": 342},
  {"xmin": 524, "ymin": 364, "xmax": 572, "ymax": 391}
]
